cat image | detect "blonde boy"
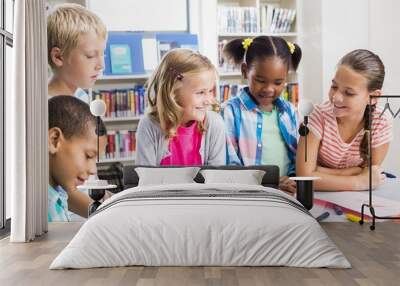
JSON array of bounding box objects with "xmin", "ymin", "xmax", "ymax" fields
[
  {"xmin": 47, "ymin": 4, "xmax": 107, "ymax": 218},
  {"xmin": 47, "ymin": 3, "xmax": 107, "ymax": 99}
]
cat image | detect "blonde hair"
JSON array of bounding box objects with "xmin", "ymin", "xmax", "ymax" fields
[
  {"xmin": 146, "ymin": 49, "xmax": 217, "ymax": 139},
  {"xmin": 47, "ymin": 3, "xmax": 107, "ymax": 69}
]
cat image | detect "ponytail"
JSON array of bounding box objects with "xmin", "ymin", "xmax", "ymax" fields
[
  {"xmin": 223, "ymin": 38, "xmax": 246, "ymax": 67},
  {"xmin": 290, "ymin": 42, "xmax": 302, "ymax": 71},
  {"xmin": 360, "ymin": 104, "xmax": 376, "ymax": 166}
]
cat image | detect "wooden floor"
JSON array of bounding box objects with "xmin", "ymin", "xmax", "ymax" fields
[{"xmin": 0, "ymin": 222, "xmax": 399, "ymax": 286}]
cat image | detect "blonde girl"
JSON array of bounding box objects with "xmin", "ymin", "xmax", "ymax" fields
[{"xmin": 136, "ymin": 49, "xmax": 226, "ymax": 166}]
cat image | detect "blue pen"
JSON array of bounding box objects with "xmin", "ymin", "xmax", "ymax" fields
[
  {"xmin": 316, "ymin": 211, "xmax": 330, "ymax": 222},
  {"xmin": 382, "ymin": 171, "xmax": 396, "ymax": 178},
  {"xmin": 332, "ymin": 204, "xmax": 343, "ymax": 215}
]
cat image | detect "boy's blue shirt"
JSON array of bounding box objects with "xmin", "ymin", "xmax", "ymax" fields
[{"xmin": 48, "ymin": 184, "xmax": 70, "ymax": 222}]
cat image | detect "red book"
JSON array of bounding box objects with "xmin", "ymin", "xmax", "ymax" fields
[
  {"xmin": 106, "ymin": 92, "xmax": 111, "ymax": 117},
  {"xmin": 107, "ymin": 131, "xmax": 116, "ymax": 159},
  {"xmin": 110, "ymin": 90, "xmax": 115, "ymax": 118},
  {"xmin": 130, "ymin": 131, "xmax": 136, "ymax": 152}
]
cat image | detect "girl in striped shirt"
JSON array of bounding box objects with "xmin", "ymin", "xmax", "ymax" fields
[{"xmin": 297, "ymin": 49, "xmax": 393, "ymax": 191}]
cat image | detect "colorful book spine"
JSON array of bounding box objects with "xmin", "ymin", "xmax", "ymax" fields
[
  {"xmin": 259, "ymin": 5, "xmax": 296, "ymax": 33},
  {"xmin": 285, "ymin": 83, "xmax": 299, "ymax": 106},
  {"xmin": 102, "ymin": 130, "xmax": 136, "ymax": 160},
  {"xmin": 218, "ymin": 6, "xmax": 258, "ymax": 34},
  {"xmin": 92, "ymin": 86, "xmax": 147, "ymax": 118},
  {"xmin": 217, "ymin": 83, "xmax": 298, "ymax": 107},
  {"xmin": 217, "ymin": 84, "xmax": 244, "ymax": 103}
]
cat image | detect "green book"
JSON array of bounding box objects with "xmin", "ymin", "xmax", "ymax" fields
[{"xmin": 110, "ymin": 44, "xmax": 132, "ymax": 74}]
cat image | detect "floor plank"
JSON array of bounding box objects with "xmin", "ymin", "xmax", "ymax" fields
[{"xmin": 0, "ymin": 222, "xmax": 399, "ymax": 286}]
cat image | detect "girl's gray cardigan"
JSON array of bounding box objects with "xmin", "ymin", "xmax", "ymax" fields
[{"xmin": 135, "ymin": 110, "xmax": 226, "ymax": 166}]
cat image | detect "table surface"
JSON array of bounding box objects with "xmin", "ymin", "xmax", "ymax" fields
[{"xmin": 311, "ymin": 178, "xmax": 400, "ymax": 222}]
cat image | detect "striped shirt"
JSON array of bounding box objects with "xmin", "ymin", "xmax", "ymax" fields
[
  {"xmin": 308, "ymin": 101, "xmax": 393, "ymax": 169},
  {"xmin": 223, "ymin": 87, "xmax": 298, "ymax": 175}
]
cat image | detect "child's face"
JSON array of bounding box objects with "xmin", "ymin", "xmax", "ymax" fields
[
  {"xmin": 329, "ymin": 65, "xmax": 371, "ymax": 118},
  {"xmin": 243, "ymin": 56, "xmax": 287, "ymax": 108},
  {"xmin": 176, "ymin": 69, "xmax": 216, "ymax": 124},
  {"xmin": 49, "ymin": 126, "xmax": 98, "ymax": 192},
  {"xmin": 55, "ymin": 31, "xmax": 106, "ymax": 90}
]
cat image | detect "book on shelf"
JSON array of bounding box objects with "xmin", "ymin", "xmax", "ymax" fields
[
  {"xmin": 158, "ymin": 41, "xmax": 180, "ymax": 62},
  {"xmin": 282, "ymin": 83, "xmax": 299, "ymax": 106},
  {"xmin": 261, "ymin": 5, "xmax": 296, "ymax": 34},
  {"xmin": 219, "ymin": 84, "xmax": 245, "ymax": 103},
  {"xmin": 218, "ymin": 6, "xmax": 258, "ymax": 34},
  {"xmin": 102, "ymin": 130, "xmax": 136, "ymax": 161},
  {"xmin": 92, "ymin": 86, "xmax": 147, "ymax": 118},
  {"xmin": 104, "ymin": 32, "xmax": 145, "ymax": 75},
  {"xmin": 155, "ymin": 33, "xmax": 199, "ymax": 62},
  {"xmin": 218, "ymin": 40, "xmax": 226, "ymax": 68},
  {"xmin": 110, "ymin": 44, "xmax": 133, "ymax": 74}
]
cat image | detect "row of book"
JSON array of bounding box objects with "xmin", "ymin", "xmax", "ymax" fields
[
  {"xmin": 92, "ymin": 82, "xmax": 298, "ymax": 123},
  {"xmin": 217, "ymin": 5, "xmax": 296, "ymax": 35},
  {"xmin": 218, "ymin": 6, "xmax": 258, "ymax": 34},
  {"xmin": 102, "ymin": 130, "xmax": 136, "ymax": 160},
  {"xmin": 260, "ymin": 5, "xmax": 296, "ymax": 34},
  {"xmin": 219, "ymin": 84, "xmax": 244, "ymax": 103},
  {"xmin": 92, "ymin": 86, "xmax": 147, "ymax": 118},
  {"xmin": 218, "ymin": 83, "xmax": 299, "ymax": 106}
]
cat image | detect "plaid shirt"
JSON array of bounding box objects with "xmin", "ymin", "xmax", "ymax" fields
[
  {"xmin": 48, "ymin": 185, "xmax": 70, "ymax": 222},
  {"xmin": 222, "ymin": 87, "xmax": 299, "ymax": 176}
]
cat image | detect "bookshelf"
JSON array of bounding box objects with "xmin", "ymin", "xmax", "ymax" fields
[
  {"xmin": 92, "ymin": 75, "xmax": 148, "ymax": 165},
  {"xmin": 216, "ymin": 0, "xmax": 300, "ymax": 106}
]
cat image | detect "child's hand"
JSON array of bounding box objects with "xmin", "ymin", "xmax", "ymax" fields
[
  {"xmin": 100, "ymin": 190, "xmax": 114, "ymax": 203},
  {"xmin": 279, "ymin": 176, "xmax": 296, "ymax": 195},
  {"xmin": 356, "ymin": 165, "xmax": 385, "ymax": 190}
]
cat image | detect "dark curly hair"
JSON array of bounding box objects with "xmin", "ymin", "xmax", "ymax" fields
[
  {"xmin": 49, "ymin": 95, "xmax": 106, "ymax": 139},
  {"xmin": 223, "ymin": 35, "xmax": 302, "ymax": 71}
]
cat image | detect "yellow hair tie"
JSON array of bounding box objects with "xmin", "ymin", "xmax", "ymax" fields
[
  {"xmin": 242, "ymin": 38, "xmax": 253, "ymax": 50},
  {"xmin": 287, "ymin": 41, "xmax": 295, "ymax": 54}
]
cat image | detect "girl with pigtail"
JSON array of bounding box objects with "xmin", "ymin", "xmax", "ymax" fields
[
  {"xmin": 297, "ymin": 49, "xmax": 393, "ymax": 191},
  {"xmin": 135, "ymin": 49, "xmax": 226, "ymax": 166},
  {"xmin": 223, "ymin": 36, "xmax": 302, "ymax": 193}
]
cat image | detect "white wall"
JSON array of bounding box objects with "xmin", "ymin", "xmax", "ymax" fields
[
  {"xmin": 298, "ymin": 0, "xmax": 322, "ymax": 104},
  {"xmin": 321, "ymin": 0, "xmax": 369, "ymax": 101},
  {"xmin": 87, "ymin": 0, "xmax": 188, "ymax": 31},
  {"xmin": 191, "ymin": 0, "xmax": 218, "ymax": 65},
  {"xmin": 369, "ymin": 0, "xmax": 400, "ymax": 173},
  {"xmin": 369, "ymin": 0, "xmax": 400, "ymax": 94}
]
